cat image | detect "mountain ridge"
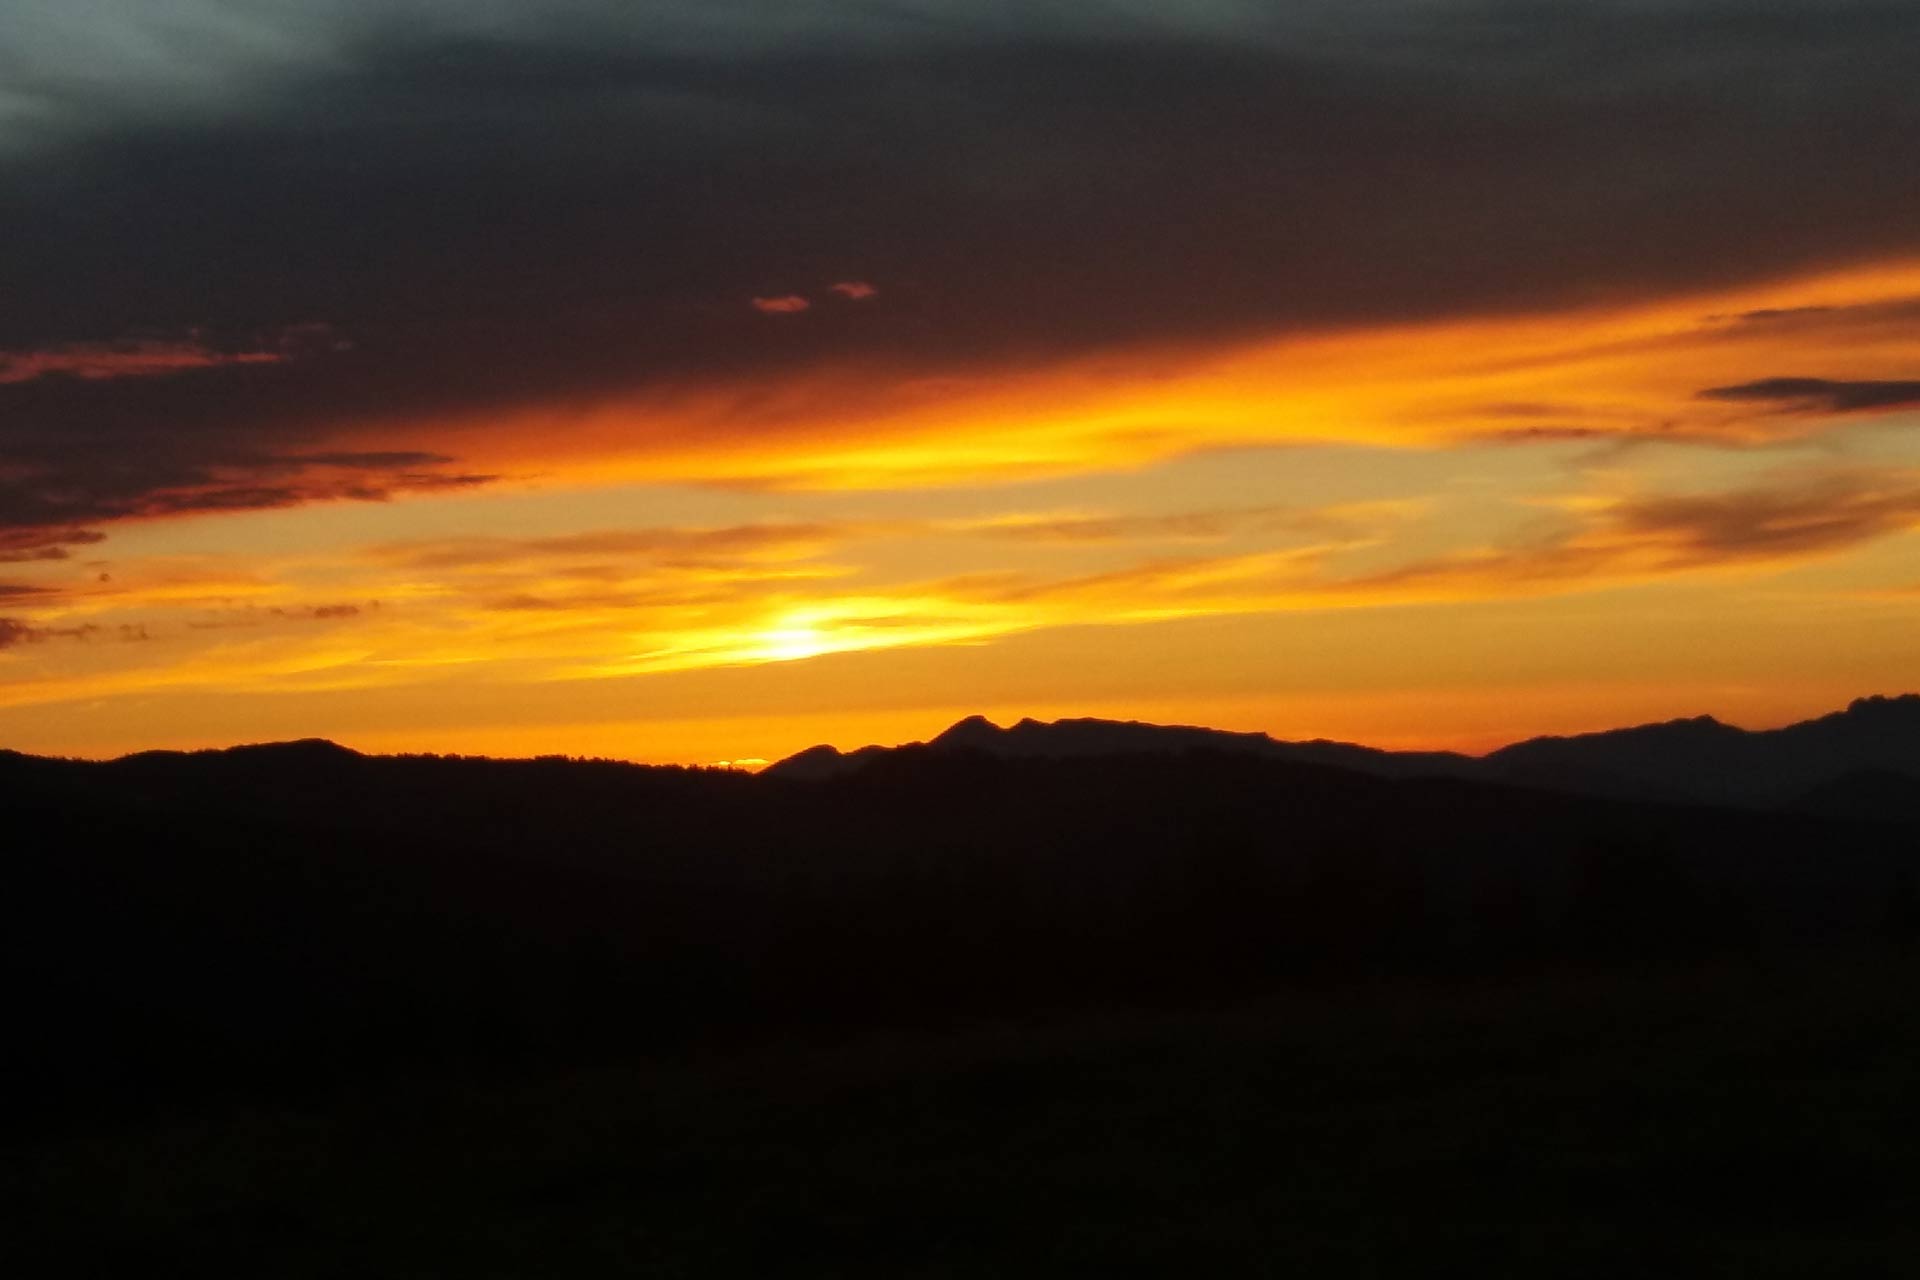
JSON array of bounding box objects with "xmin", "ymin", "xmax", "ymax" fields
[
  {"xmin": 5, "ymin": 695, "xmax": 1915, "ymax": 817},
  {"xmin": 765, "ymin": 695, "xmax": 1920, "ymax": 812}
]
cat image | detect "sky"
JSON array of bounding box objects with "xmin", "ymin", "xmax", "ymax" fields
[{"xmin": 3, "ymin": 0, "xmax": 1920, "ymax": 764}]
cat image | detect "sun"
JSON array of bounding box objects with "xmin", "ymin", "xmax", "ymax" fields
[{"xmin": 752, "ymin": 623, "xmax": 831, "ymax": 664}]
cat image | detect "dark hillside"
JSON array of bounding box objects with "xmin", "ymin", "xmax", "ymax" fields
[{"xmin": 6, "ymin": 741, "xmax": 1918, "ymax": 1131}]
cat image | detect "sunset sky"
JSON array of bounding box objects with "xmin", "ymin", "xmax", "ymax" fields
[{"xmin": 4, "ymin": 1, "xmax": 1920, "ymax": 764}]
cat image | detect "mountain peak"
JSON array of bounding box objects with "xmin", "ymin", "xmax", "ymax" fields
[
  {"xmin": 1638, "ymin": 713, "xmax": 1733, "ymax": 734},
  {"xmin": 760, "ymin": 741, "xmax": 897, "ymax": 781},
  {"xmin": 116, "ymin": 738, "xmax": 364, "ymax": 766},
  {"xmin": 226, "ymin": 738, "xmax": 361, "ymax": 759},
  {"xmin": 1845, "ymin": 694, "xmax": 1920, "ymax": 718},
  {"xmin": 759, "ymin": 743, "xmax": 845, "ymax": 781},
  {"xmin": 931, "ymin": 715, "xmax": 1007, "ymax": 750}
]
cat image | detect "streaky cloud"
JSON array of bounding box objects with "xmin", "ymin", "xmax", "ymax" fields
[{"xmin": 1697, "ymin": 377, "xmax": 1920, "ymax": 414}]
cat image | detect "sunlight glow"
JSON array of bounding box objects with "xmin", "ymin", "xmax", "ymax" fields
[{"xmin": 7, "ymin": 258, "xmax": 1920, "ymax": 760}]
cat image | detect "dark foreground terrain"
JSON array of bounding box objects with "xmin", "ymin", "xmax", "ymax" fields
[
  {"xmin": 10, "ymin": 958, "xmax": 1920, "ymax": 1276},
  {"xmin": 4, "ymin": 736, "xmax": 1918, "ymax": 1274}
]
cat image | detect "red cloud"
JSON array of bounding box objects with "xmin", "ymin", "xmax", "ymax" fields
[
  {"xmin": 0, "ymin": 339, "xmax": 283, "ymax": 384},
  {"xmin": 829, "ymin": 281, "xmax": 878, "ymax": 300},
  {"xmin": 751, "ymin": 295, "xmax": 811, "ymax": 315}
]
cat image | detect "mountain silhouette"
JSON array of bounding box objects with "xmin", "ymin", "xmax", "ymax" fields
[
  {"xmin": 766, "ymin": 696, "xmax": 1920, "ymax": 810},
  {"xmin": 766, "ymin": 714, "xmax": 1481, "ymax": 782},
  {"xmin": 6, "ymin": 695, "xmax": 1919, "ymax": 1136},
  {"xmin": 1484, "ymin": 695, "xmax": 1920, "ymax": 805}
]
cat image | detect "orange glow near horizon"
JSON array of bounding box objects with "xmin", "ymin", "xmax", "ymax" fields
[{"xmin": 5, "ymin": 257, "xmax": 1920, "ymax": 763}]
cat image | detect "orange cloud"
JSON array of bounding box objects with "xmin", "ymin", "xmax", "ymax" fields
[
  {"xmin": 955, "ymin": 502, "xmax": 1415, "ymax": 545},
  {"xmin": 1333, "ymin": 470, "xmax": 1920, "ymax": 604},
  {"xmin": 435, "ymin": 257, "xmax": 1920, "ymax": 494},
  {"xmin": 828, "ymin": 281, "xmax": 878, "ymax": 300},
  {"xmin": 365, "ymin": 521, "xmax": 873, "ymax": 571},
  {"xmin": 750, "ymin": 295, "xmax": 811, "ymax": 314}
]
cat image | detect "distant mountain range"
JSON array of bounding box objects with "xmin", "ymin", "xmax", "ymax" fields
[
  {"xmin": 9, "ymin": 692, "xmax": 1920, "ymax": 1131},
  {"xmin": 766, "ymin": 695, "xmax": 1920, "ymax": 817}
]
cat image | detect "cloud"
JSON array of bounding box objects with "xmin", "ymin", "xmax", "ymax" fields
[
  {"xmin": 478, "ymin": 569, "xmax": 845, "ymax": 614},
  {"xmin": 828, "ymin": 281, "xmax": 877, "ymax": 300},
  {"xmin": 1712, "ymin": 306, "xmax": 1839, "ymax": 325},
  {"xmin": 901, "ymin": 472, "xmax": 1920, "ymax": 636},
  {"xmin": 0, "ymin": 429, "xmax": 494, "ymax": 556},
  {"xmin": 907, "ymin": 472, "xmax": 1920, "ymax": 629},
  {"xmin": 367, "ymin": 521, "xmax": 866, "ymax": 570},
  {"xmin": 1349, "ymin": 471, "xmax": 1920, "ymax": 600},
  {"xmin": 0, "ymin": 329, "xmax": 478, "ymax": 548},
  {"xmin": 0, "ymin": 528, "xmax": 107, "ymax": 564},
  {"xmin": 184, "ymin": 601, "xmax": 376, "ymax": 631},
  {"xmin": 0, "ymin": 2, "xmax": 1915, "ymax": 522},
  {"xmin": 1697, "ymin": 377, "xmax": 1920, "ymax": 414},
  {"xmin": 960, "ymin": 503, "xmax": 1399, "ymax": 544},
  {"xmin": 0, "ymin": 617, "xmax": 120, "ymax": 648},
  {"xmin": 283, "ymin": 450, "xmax": 458, "ymax": 470},
  {"xmin": 1471, "ymin": 426, "xmax": 1618, "ymax": 446},
  {"xmin": 0, "ymin": 337, "xmax": 284, "ymax": 384},
  {"xmin": 751, "ymin": 295, "xmax": 811, "ymax": 315},
  {"xmin": 7, "ymin": 463, "xmax": 1916, "ymax": 708},
  {"xmin": 1612, "ymin": 474, "xmax": 1920, "ymax": 562}
]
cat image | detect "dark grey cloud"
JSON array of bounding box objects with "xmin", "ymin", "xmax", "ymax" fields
[
  {"xmin": 1698, "ymin": 378, "xmax": 1920, "ymax": 413},
  {"xmin": 3, "ymin": 1, "xmax": 1919, "ymax": 543}
]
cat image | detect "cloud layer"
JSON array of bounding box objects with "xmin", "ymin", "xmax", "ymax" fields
[{"xmin": 5, "ymin": 1, "xmax": 1920, "ymax": 542}]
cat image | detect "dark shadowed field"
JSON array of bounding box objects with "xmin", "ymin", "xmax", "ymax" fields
[
  {"xmin": 11, "ymin": 955, "xmax": 1920, "ymax": 1277},
  {"xmin": 5, "ymin": 743, "xmax": 1918, "ymax": 1275}
]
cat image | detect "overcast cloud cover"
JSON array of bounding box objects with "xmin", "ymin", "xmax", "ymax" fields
[{"xmin": 3, "ymin": 0, "xmax": 1919, "ymax": 548}]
